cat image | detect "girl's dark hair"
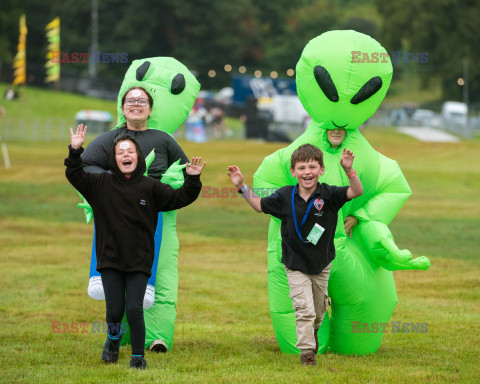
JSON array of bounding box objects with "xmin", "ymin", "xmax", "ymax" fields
[
  {"xmin": 290, "ymin": 144, "xmax": 324, "ymax": 169},
  {"xmin": 121, "ymin": 86, "xmax": 154, "ymax": 109}
]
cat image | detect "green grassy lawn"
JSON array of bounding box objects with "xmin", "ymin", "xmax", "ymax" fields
[{"xmin": 0, "ymin": 125, "xmax": 479, "ymax": 383}]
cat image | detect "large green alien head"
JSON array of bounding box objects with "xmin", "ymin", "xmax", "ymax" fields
[
  {"xmin": 296, "ymin": 30, "xmax": 392, "ymax": 129},
  {"xmin": 116, "ymin": 57, "xmax": 200, "ymax": 134}
]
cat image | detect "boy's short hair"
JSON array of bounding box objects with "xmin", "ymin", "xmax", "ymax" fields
[{"xmin": 290, "ymin": 144, "xmax": 324, "ymax": 169}]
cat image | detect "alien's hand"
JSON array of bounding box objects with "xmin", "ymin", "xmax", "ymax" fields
[
  {"xmin": 383, "ymin": 255, "xmax": 431, "ymax": 271},
  {"xmin": 357, "ymin": 221, "xmax": 430, "ymax": 271},
  {"xmin": 144, "ymin": 149, "xmax": 155, "ymax": 176},
  {"xmin": 161, "ymin": 159, "xmax": 186, "ymax": 189},
  {"xmin": 76, "ymin": 192, "xmax": 93, "ymax": 224}
]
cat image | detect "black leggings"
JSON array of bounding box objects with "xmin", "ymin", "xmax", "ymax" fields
[{"xmin": 100, "ymin": 268, "xmax": 149, "ymax": 356}]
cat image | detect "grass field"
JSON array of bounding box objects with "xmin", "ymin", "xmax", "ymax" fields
[{"xmin": 0, "ymin": 123, "xmax": 479, "ymax": 383}]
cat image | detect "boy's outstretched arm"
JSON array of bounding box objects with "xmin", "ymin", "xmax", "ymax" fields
[
  {"xmin": 340, "ymin": 148, "xmax": 363, "ymax": 200},
  {"xmin": 227, "ymin": 165, "xmax": 262, "ymax": 212}
]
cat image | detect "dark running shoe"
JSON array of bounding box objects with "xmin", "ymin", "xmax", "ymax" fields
[
  {"xmin": 300, "ymin": 351, "xmax": 316, "ymax": 366},
  {"xmin": 101, "ymin": 330, "xmax": 123, "ymax": 363},
  {"xmin": 130, "ymin": 355, "xmax": 147, "ymax": 370}
]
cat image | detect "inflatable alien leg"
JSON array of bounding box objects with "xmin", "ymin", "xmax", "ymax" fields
[
  {"xmin": 326, "ymin": 233, "xmax": 399, "ymax": 355},
  {"xmin": 121, "ymin": 160, "xmax": 185, "ymax": 351}
]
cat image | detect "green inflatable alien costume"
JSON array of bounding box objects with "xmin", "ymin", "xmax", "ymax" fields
[
  {"xmin": 118, "ymin": 57, "xmax": 200, "ymax": 351},
  {"xmin": 77, "ymin": 57, "xmax": 200, "ymax": 351},
  {"xmin": 253, "ymin": 31, "xmax": 430, "ymax": 355}
]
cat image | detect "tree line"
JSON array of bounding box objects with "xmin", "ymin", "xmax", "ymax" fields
[{"xmin": 0, "ymin": 0, "xmax": 477, "ymax": 102}]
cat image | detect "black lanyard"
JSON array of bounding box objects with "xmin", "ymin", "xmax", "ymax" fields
[{"xmin": 291, "ymin": 185, "xmax": 315, "ymax": 243}]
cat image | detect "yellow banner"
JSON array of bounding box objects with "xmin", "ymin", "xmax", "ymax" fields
[
  {"xmin": 12, "ymin": 14, "xmax": 27, "ymax": 86},
  {"xmin": 45, "ymin": 17, "xmax": 60, "ymax": 83}
]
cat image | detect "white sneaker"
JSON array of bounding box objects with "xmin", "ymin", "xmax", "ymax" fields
[
  {"xmin": 143, "ymin": 284, "xmax": 155, "ymax": 309},
  {"xmin": 87, "ymin": 276, "xmax": 105, "ymax": 300}
]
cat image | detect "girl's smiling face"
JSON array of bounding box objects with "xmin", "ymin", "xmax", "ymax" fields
[
  {"xmin": 121, "ymin": 88, "xmax": 152, "ymax": 124},
  {"xmin": 115, "ymin": 140, "xmax": 138, "ymax": 177}
]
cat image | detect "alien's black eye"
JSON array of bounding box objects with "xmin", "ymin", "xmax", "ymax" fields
[
  {"xmin": 136, "ymin": 61, "xmax": 151, "ymax": 81},
  {"xmin": 171, "ymin": 74, "xmax": 186, "ymax": 95},
  {"xmin": 313, "ymin": 65, "xmax": 339, "ymax": 102},
  {"xmin": 350, "ymin": 76, "xmax": 382, "ymax": 105}
]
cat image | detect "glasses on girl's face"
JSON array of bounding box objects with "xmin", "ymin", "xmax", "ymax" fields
[{"xmin": 124, "ymin": 98, "xmax": 149, "ymax": 107}]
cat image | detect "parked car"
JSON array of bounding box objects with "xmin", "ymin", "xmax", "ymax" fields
[
  {"xmin": 442, "ymin": 101, "xmax": 468, "ymax": 125},
  {"xmin": 412, "ymin": 109, "xmax": 441, "ymax": 127}
]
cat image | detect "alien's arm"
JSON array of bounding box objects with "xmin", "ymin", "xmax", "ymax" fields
[
  {"xmin": 353, "ymin": 153, "xmax": 411, "ymax": 224},
  {"xmin": 356, "ymin": 221, "xmax": 430, "ymax": 270},
  {"xmin": 352, "ymin": 154, "xmax": 430, "ymax": 270}
]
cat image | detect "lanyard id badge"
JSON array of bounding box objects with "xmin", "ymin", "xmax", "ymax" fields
[
  {"xmin": 292, "ymin": 185, "xmax": 318, "ymax": 244},
  {"xmin": 306, "ymin": 223, "xmax": 325, "ymax": 245}
]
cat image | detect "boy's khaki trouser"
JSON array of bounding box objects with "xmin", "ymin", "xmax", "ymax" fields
[{"xmin": 284, "ymin": 263, "xmax": 331, "ymax": 354}]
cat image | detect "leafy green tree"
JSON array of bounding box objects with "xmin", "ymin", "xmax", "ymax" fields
[{"xmin": 375, "ymin": 0, "xmax": 480, "ymax": 102}]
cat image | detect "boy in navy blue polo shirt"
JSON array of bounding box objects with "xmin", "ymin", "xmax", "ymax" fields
[{"xmin": 227, "ymin": 144, "xmax": 363, "ymax": 366}]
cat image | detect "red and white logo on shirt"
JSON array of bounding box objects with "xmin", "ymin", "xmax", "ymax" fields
[{"xmin": 314, "ymin": 198, "xmax": 324, "ymax": 212}]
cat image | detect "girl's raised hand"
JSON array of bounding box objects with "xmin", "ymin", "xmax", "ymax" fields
[
  {"xmin": 186, "ymin": 157, "xmax": 206, "ymax": 175},
  {"xmin": 70, "ymin": 124, "xmax": 87, "ymax": 149}
]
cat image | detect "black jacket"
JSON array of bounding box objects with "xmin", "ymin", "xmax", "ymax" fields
[{"xmin": 65, "ymin": 145, "xmax": 201, "ymax": 276}]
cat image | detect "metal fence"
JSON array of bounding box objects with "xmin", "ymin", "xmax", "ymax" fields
[
  {"xmin": 0, "ymin": 116, "xmax": 72, "ymax": 141},
  {"xmin": 1, "ymin": 106, "xmax": 478, "ymax": 142},
  {"xmin": 368, "ymin": 107, "xmax": 479, "ymax": 138}
]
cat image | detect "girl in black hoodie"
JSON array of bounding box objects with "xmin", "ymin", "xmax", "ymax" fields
[{"xmin": 65, "ymin": 124, "xmax": 204, "ymax": 369}]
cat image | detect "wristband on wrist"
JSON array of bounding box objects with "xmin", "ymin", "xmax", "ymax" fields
[
  {"xmin": 238, "ymin": 185, "xmax": 249, "ymax": 194},
  {"xmin": 347, "ymin": 170, "xmax": 357, "ymax": 178}
]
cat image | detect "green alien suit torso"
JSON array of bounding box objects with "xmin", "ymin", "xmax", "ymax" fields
[
  {"xmin": 115, "ymin": 57, "xmax": 200, "ymax": 350},
  {"xmin": 253, "ymin": 31, "xmax": 430, "ymax": 355}
]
